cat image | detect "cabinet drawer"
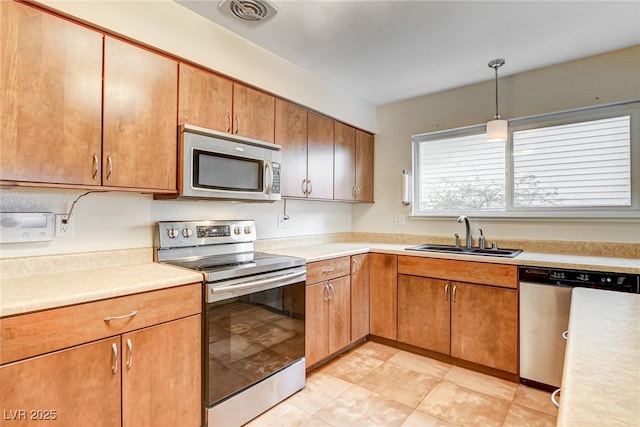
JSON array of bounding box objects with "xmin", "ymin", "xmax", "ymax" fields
[
  {"xmin": 397, "ymin": 256, "xmax": 517, "ymax": 289},
  {"xmin": 307, "ymin": 257, "xmax": 351, "ymax": 284},
  {"xmin": 1, "ymin": 283, "xmax": 201, "ymax": 364}
]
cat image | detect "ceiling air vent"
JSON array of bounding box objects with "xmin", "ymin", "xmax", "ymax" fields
[{"xmin": 218, "ymin": 0, "xmax": 278, "ymax": 22}]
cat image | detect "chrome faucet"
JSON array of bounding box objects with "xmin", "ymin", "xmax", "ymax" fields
[{"xmin": 457, "ymin": 215, "xmax": 472, "ymax": 248}]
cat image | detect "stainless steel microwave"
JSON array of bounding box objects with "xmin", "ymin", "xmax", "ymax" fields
[{"xmin": 172, "ymin": 124, "xmax": 281, "ymax": 202}]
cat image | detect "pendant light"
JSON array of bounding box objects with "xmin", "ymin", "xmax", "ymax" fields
[{"xmin": 487, "ymin": 58, "xmax": 507, "ymax": 142}]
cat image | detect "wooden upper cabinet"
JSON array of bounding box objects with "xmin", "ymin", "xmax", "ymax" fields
[
  {"xmin": 355, "ymin": 129, "xmax": 374, "ymax": 202},
  {"xmin": 178, "ymin": 63, "xmax": 233, "ymax": 132},
  {"xmin": 103, "ymin": 36, "xmax": 178, "ymax": 191},
  {"xmin": 334, "ymin": 121, "xmax": 357, "ymax": 200},
  {"xmin": 307, "ymin": 112, "xmax": 334, "ymax": 200},
  {"xmin": 275, "ymin": 99, "xmax": 308, "ymax": 197},
  {"xmin": 232, "ymin": 83, "xmax": 275, "ymax": 143},
  {"xmin": 0, "ymin": 1, "xmax": 103, "ymax": 186}
]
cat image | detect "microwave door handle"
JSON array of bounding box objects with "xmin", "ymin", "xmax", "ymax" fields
[
  {"xmin": 212, "ymin": 270, "xmax": 306, "ymax": 295},
  {"xmin": 264, "ymin": 160, "xmax": 272, "ymax": 194}
]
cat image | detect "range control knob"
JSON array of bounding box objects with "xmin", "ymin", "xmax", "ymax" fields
[
  {"xmin": 244, "ymin": 226, "xmax": 252, "ymax": 234},
  {"xmin": 233, "ymin": 226, "xmax": 241, "ymax": 235},
  {"xmin": 167, "ymin": 228, "xmax": 179, "ymax": 238},
  {"xmin": 182, "ymin": 228, "xmax": 193, "ymax": 238}
]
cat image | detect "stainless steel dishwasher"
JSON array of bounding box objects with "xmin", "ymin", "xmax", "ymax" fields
[{"xmin": 519, "ymin": 266, "xmax": 639, "ymax": 390}]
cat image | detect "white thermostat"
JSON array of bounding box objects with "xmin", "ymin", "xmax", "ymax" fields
[{"xmin": 0, "ymin": 212, "xmax": 54, "ymax": 243}]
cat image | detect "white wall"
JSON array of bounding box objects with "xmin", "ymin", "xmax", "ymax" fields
[
  {"xmin": 0, "ymin": 188, "xmax": 351, "ymax": 258},
  {"xmin": 35, "ymin": 0, "xmax": 377, "ymax": 133},
  {"xmin": 352, "ymin": 46, "xmax": 640, "ymax": 244}
]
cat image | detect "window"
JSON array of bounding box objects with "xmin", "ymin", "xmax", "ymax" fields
[{"xmin": 411, "ymin": 101, "xmax": 639, "ymax": 218}]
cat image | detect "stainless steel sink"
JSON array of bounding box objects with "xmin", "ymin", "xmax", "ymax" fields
[{"xmin": 406, "ymin": 244, "xmax": 522, "ymax": 258}]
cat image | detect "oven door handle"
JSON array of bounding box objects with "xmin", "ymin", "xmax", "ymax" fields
[{"xmin": 210, "ymin": 269, "xmax": 306, "ymax": 299}]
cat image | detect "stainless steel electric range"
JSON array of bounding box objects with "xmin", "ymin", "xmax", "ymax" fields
[{"xmin": 155, "ymin": 220, "xmax": 306, "ymax": 427}]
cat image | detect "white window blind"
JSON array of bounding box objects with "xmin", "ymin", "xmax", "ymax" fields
[
  {"xmin": 513, "ymin": 116, "xmax": 631, "ymax": 208},
  {"xmin": 417, "ymin": 132, "xmax": 505, "ymax": 211},
  {"xmin": 411, "ymin": 101, "xmax": 638, "ymax": 218}
]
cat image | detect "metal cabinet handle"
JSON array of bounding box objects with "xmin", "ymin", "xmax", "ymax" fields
[
  {"xmin": 126, "ymin": 338, "xmax": 133, "ymax": 369},
  {"xmin": 562, "ymin": 330, "xmax": 569, "ymax": 340},
  {"xmin": 445, "ymin": 282, "xmax": 449, "ymax": 301},
  {"xmin": 551, "ymin": 388, "xmax": 561, "ymax": 408},
  {"xmin": 106, "ymin": 155, "xmax": 113, "ymax": 181},
  {"xmin": 111, "ymin": 343, "xmax": 118, "ymax": 374},
  {"xmin": 452, "ymin": 284, "xmax": 457, "ymax": 303},
  {"xmin": 329, "ymin": 283, "xmax": 335, "ymax": 300},
  {"xmin": 302, "ymin": 179, "xmax": 311, "ymax": 196},
  {"xmin": 227, "ymin": 113, "xmax": 232, "ymax": 133},
  {"xmin": 352, "ymin": 258, "xmax": 358, "ymax": 274},
  {"xmin": 235, "ymin": 114, "xmax": 240, "ymax": 134},
  {"xmin": 104, "ymin": 310, "xmax": 138, "ymax": 322},
  {"xmin": 92, "ymin": 154, "xmax": 99, "ymax": 181},
  {"xmin": 307, "ymin": 180, "xmax": 312, "ymax": 195},
  {"xmin": 322, "ymin": 267, "xmax": 335, "ymax": 274},
  {"xmin": 323, "ymin": 283, "xmax": 329, "ymax": 302}
]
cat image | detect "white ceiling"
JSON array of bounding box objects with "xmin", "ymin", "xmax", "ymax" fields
[{"xmin": 176, "ymin": 0, "xmax": 640, "ymax": 106}]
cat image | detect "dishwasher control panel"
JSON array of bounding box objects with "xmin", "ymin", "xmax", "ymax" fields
[{"xmin": 519, "ymin": 266, "xmax": 639, "ymax": 294}]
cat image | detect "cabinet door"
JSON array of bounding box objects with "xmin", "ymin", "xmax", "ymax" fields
[
  {"xmin": 122, "ymin": 315, "xmax": 201, "ymax": 427},
  {"xmin": 232, "ymin": 83, "xmax": 275, "ymax": 143},
  {"xmin": 0, "ymin": 1, "xmax": 102, "ymax": 186},
  {"xmin": 275, "ymin": 99, "xmax": 308, "ymax": 197},
  {"xmin": 0, "ymin": 337, "xmax": 121, "ymax": 427},
  {"xmin": 305, "ymin": 282, "xmax": 329, "ymax": 366},
  {"xmin": 328, "ymin": 276, "xmax": 351, "ymax": 354},
  {"xmin": 103, "ymin": 36, "xmax": 178, "ymax": 191},
  {"xmin": 334, "ymin": 122, "xmax": 356, "ymax": 201},
  {"xmin": 178, "ymin": 63, "xmax": 233, "ymax": 132},
  {"xmin": 306, "ymin": 112, "xmax": 334, "ymax": 199},
  {"xmin": 355, "ymin": 130, "xmax": 374, "ymax": 202},
  {"xmin": 451, "ymin": 282, "xmax": 518, "ymax": 373},
  {"xmin": 398, "ymin": 275, "xmax": 450, "ymax": 354},
  {"xmin": 350, "ymin": 254, "xmax": 370, "ymax": 341},
  {"xmin": 369, "ymin": 254, "xmax": 398, "ymax": 340}
]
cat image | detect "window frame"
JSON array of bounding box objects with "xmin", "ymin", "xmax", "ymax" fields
[{"xmin": 411, "ymin": 100, "xmax": 640, "ymax": 220}]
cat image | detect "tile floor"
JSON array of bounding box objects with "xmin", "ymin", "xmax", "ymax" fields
[{"xmin": 246, "ymin": 341, "xmax": 557, "ymax": 427}]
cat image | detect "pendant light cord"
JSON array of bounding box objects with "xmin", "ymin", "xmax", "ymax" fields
[{"xmin": 494, "ymin": 66, "xmax": 500, "ymax": 120}]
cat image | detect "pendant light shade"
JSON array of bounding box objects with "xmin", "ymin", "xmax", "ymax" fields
[
  {"xmin": 487, "ymin": 58, "xmax": 507, "ymax": 142},
  {"xmin": 487, "ymin": 118, "xmax": 508, "ymax": 142}
]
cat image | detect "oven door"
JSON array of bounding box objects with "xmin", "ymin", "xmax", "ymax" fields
[{"xmin": 204, "ymin": 267, "xmax": 306, "ymax": 408}]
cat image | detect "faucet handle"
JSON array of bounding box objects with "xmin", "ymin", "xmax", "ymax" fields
[
  {"xmin": 454, "ymin": 233, "xmax": 460, "ymax": 247},
  {"xmin": 478, "ymin": 229, "xmax": 486, "ymax": 249}
]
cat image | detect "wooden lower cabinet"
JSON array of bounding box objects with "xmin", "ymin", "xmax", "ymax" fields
[
  {"xmin": 305, "ymin": 276, "xmax": 351, "ymax": 367},
  {"xmin": 0, "ymin": 284, "xmax": 202, "ymax": 427},
  {"xmin": 450, "ymin": 282, "xmax": 518, "ymax": 373},
  {"xmin": 369, "ymin": 253, "xmax": 397, "ymax": 340},
  {"xmin": 397, "ymin": 273, "xmax": 518, "ymax": 374},
  {"xmin": 1, "ymin": 337, "xmax": 121, "ymax": 427},
  {"xmin": 0, "ymin": 314, "xmax": 201, "ymax": 427},
  {"xmin": 350, "ymin": 254, "xmax": 370, "ymax": 341},
  {"xmin": 398, "ymin": 275, "xmax": 450, "ymax": 354},
  {"xmin": 122, "ymin": 315, "xmax": 201, "ymax": 427}
]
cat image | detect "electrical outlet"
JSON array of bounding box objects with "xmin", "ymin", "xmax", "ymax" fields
[
  {"xmin": 277, "ymin": 213, "xmax": 289, "ymax": 229},
  {"xmin": 55, "ymin": 214, "xmax": 74, "ymax": 237},
  {"xmin": 394, "ymin": 214, "xmax": 406, "ymax": 226}
]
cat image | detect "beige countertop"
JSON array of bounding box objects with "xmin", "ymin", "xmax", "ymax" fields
[
  {"xmin": 0, "ymin": 263, "xmax": 203, "ymax": 317},
  {"xmin": 1, "ymin": 242, "xmax": 637, "ymax": 318},
  {"xmin": 557, "ymin": 288, "xmax": 640, "ymax": 426},
  {"xmin": 265, "ymin": 242, "xmax": 640, "ymax": 274}
]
